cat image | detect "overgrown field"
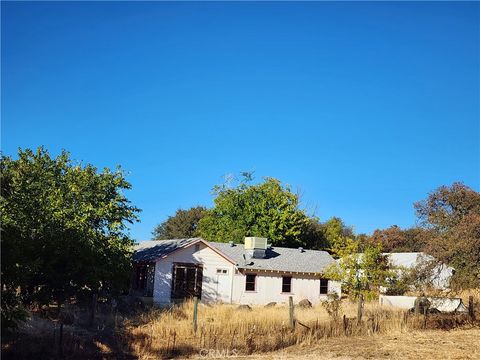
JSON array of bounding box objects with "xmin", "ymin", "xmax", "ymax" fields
[
  {"xmin": 2, "ymin": 293, "xmax": 479, "ymax": 360},
  {"xmin": 118, "ymin": 298, "xmax": 478, "ymax": 359}
]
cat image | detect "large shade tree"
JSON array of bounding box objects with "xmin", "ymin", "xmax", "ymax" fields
[
  {"xmin": 414, "ymin": 182, "xmax": 480, "ymax": 289},
  {"xmin": 198, "ymin": 176, "xmax": 310, "ymax": 247},
  {"xmin": 1, "ymin": 147, "xmax": 140, "ymax": 327},
  {"xmin": 369, "ymin": 225, "xmax": 429, "ymax": 252},
  {"xmin": 152, "ymin": 206, "xmax": 207, "ymax": 240}
]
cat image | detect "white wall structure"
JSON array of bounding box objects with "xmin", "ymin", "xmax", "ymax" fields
[
  {"xmin": 134, "ymin": 238, "xmax": 341, "ymax": 306},
  {"xmin": 379, "ymin": 295, "xmax": 467, "ymax": 313},
  {"xmin": 152, "ymin": 242, "xmax": 235, "ymax": 304},
  {"xmin": 386, "ymin": 252, "xmax": 454, "ymax": 290},
  {"xmin": 231, "ymin": 271, "xmax": 341, "ymax": 305}
]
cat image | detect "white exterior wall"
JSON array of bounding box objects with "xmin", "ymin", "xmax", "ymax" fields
[
  {"xmin": 152, "ymin": 242, "xmax": 341, "ymax": 305},
  {"xmin": 231, "ymin": 271, "xmax": 341, "ymax": 305},
  {"xmin": 153, "ymin": 242, "xmax": 235, "ymax": 304}
]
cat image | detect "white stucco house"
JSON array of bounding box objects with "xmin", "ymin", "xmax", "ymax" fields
[{"xmin": 132, "ymin": 237, "xmax": 341, "ymax": 305}]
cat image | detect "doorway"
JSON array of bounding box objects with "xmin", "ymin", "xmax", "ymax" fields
[{"xmin": 171, "ymin": 263, "xmax": 203, "ymax": 301}]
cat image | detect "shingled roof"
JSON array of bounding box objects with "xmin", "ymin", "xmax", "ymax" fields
[
  {"xmin": 133, "ymin": 238, "xmax": 201, "ymax": 262},
  {"xmin": 134, "ymin": 238, "xmax": 335, "ymax": 274},
  {"xmin": 210, "ymin": 242, "xmax": 334, "ymax": 273}
]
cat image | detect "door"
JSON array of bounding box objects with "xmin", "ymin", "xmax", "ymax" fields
[
  {"xmin": 215, "ymin": 268, "xmax": 231, "ymax": 303},
  {"xmin": 171, "ymin": 263, "xmax": 203, "ymax": 301}
]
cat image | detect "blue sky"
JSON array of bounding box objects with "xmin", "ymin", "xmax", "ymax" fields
[{"xmin": 2, "ymin": 2, "xmax": 479, "ymax": 240}]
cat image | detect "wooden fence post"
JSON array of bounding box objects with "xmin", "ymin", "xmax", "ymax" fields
[
  {"xmin": 414, "ymin": 297, "xmax": 420, "ymax": 316},
  {"xmin": 193, "ymin": 296, "xmax": 198, "ymax": 333},
  {"xmin": 423, "ymin": 306, "xmax": 428, "ymax": 329},
  {"xmin": 53, "ymin": 321, "xmax": 57, "ymax": 358},
  {"xmin": 357, "ymin": 294, "xmax": 364, "ymax": 324},
  {"xmin": 289, "ymin": 296, "xmax": 295, "ymax": 329},
  {"xmin": 89, "ymin": 293, "xmax": 98, "ymax": 327},
  {"xmin": 58, "ymin": 322, "xmax": 64, "ymax": 359},
  {"xmin": 468, "ymin": 296, "xmax": 475, "ymax": 322}
]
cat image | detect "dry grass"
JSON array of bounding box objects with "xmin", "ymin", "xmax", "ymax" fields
[
  {"xmin": 3, "ymin": 294, "xmax": 478, "ymax": 359},
  {"xmin": 118, "ymin": 300, "xmax": 477, "ymax": 359},
  {"xmin": 236, "ymin": 328, "xmax": 480, "ymax": 360}
]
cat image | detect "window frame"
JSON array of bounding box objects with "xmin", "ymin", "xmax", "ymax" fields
[
  {"xmin": 216, "ymin": 268, "xmax": 228, "ymax": 275},
  {"xmin": 281, "ymin": 276, "xmax": 292, "ymax": 293},
  {"xmin": 245, "ymin": 273, "xmax": 257, "ymax": 292},
  {"xmin": 320, "ymin": 278, "xmax": 329, "ymax": 295}
]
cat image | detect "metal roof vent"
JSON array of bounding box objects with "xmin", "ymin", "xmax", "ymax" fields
[
  {"xmin": 244, "ymin": 237, "xmax": 268, "ymax": 259},
  {"xmin": 299, "ymin": 247, "xmax": 305, "ymax": 253},
  {"xmin": 229, "ymin": 241, "xmax": 235, "ymax": 247}
]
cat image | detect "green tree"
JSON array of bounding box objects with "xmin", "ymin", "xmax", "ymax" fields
[
  {"xmin": 303, "ymin": 217, "xmax": 329, "ymax": 250},
  {"xmin": 414, "ymin": 182, "xmax": 480, "ymax": 289},
  {"xmin": 322, "ymin": 217, "xmax": 354, "ymax": 249},
  {"xmin": 325, "ymin": 238, "xmax": 391, "ymax": 300},
  {"xmin": 152, "ymin": 206, "xmax": 207, "ymax": 240},
  {"xmin": 198, "ymin": 176, "xmax": 310, "ymax": 247},
  {"xmin": 1, "ymin": 147, "xmax": 140, "ymax": 328}
]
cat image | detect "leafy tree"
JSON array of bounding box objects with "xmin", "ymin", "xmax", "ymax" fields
[
  {"xmin": 322, "ymin": 217, "xmax": 354, "ymax": 249},
  {"xmin": 415, "ymin": 182, "xmax": 480, "ymax": 231},
  {"xmin": 198, "ymin": 176, "xmax": 310, "ymax": 247},
  {"xmin": 325, "ymin": 238, "xmax": 391, "ymax": 300},
  {"xmin": 369, "ymin": 225, "xmax": 428, "ymax": 252},
  {"xmin": 302, "ymin": 217, "xmax": 330, "ymax": 250},
  {"xmin": 414, "ymin": 182, "xmax": 480, "ymax": 289},
  {"xmin": 152, "ymin": 206, "xmax": 207, "ymax": 240},
  {"xmin": 1, "ymin": 147, "xmax": 140, "ymax": 325}
]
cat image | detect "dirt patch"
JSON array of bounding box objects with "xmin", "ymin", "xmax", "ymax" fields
[{"xmin": 231, "ymin": 328, "xmax": 480, "ymax": 360}]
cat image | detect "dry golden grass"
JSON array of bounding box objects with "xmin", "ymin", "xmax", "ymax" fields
[
  {"xmin": 235, "ymin": 328, "xmax": 480, "ymax": 360},
  {"xmin": 118, "ymin": 299, "xmax": 475, "ymax": 359}
]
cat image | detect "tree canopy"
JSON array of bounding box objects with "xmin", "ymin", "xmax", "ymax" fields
[
  {"xmin": 198, "ymin": 176, "xmax": 311, "ymax": 247},
  {"xmin": 152, "ymin": 206, "xmax": 207, "ymax": 240},
  {"xmin": 414, "ymin": 182, "xmax": 480, "ymax": 289},
  {"xmin": 369, "ymin": 225, "xmax": 428, "ymax": 252},
  {"xmin": 1, "ymin": 147, "xmax": 140, "ymax": 327},
  {"xmin": 325, "ymin": 237, "xmax": 391, "ymax": 300}
]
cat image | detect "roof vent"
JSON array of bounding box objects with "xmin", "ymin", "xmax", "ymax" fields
[
  {"xmin": 299, "ymin": 247, "xmax": 305, "ymax": 253},
  {"xmin": 229, "ymin": 241, "xmax": 235, "ymax": 247},
  {"xmin": 244, "ymin": 237, "xmax": 267, "ymax": 250},
  {"xmin": 244, "ymin": 237, "xmax": 268, "ymax": 259}
]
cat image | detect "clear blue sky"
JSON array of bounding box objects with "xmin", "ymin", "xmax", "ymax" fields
[{"xmin": 2, "ymin": 2, "xmax": 479, "ymax": 241}]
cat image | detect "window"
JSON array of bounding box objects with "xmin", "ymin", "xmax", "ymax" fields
[
  {"xmin": 320, "ymin": 279, "xmax": 329, "ymax": 294},
  {"xmin": 216, "ymin": 268, "xmax": 228, "ymax": 275},
  {"xmin": 282, "ymin": 276, "xmax": 292, "ymax": 293},
  {"xmin": 245, "ymin": 274, "xmax": 256, "ymax": 292}
]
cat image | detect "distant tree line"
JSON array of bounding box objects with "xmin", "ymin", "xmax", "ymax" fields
[
  {"xmin": 153, "ymin": 176, "xmax": 480, "ymax": 290},
  {"xmin": 152, "ymin": 173, "xmax": 354, "ymax": 250}
]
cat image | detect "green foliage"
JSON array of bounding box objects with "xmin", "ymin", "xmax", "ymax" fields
[
  {"xmin": 152, "ymin": 206, "xmax": 207, "ymax": 240},
  {"xmin": 384, "ymin": 267, "xmax": 414, "ymax": 295},
  {"xmin": 0, "ymin": 147, "xmax": 140, "ymax": 321},
  {"xmin": 322, "ymin": 217, "xmax": 354, "ymax": 249},
  {"xmin": 325, "ymin": 238, "xmax": 391, "ymax": 300},
  {"xmin": 198, "ymin": 175, "xmax": 310, "ymax": 247},
  {"xmin": 302, "ymin": 217, "xmax": 330, "ymax": 250},
  {"xmin": 1, "ymin": 289, "xmax": 28, "ymax": 333},
  {"xmin": 414, "ymin": 182, "xmax": 480, "ymax": 289}
]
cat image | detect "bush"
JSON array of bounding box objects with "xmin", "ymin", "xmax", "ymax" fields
[
  {"xmin": 321, "ymin": 292, "xmax": 342, "ymax": 319},
  {"xmin": 1, "ymin": 290, "xmax": 28, "ymax": 333}
]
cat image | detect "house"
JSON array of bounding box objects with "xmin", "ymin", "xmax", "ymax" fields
[
  {"xmin": 132, "ymin": 237, "xmax": 341, "ymax": 305},
  {"xmin": 385, "ymin": 252, "xmax": 454, "ymax": 290}
]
